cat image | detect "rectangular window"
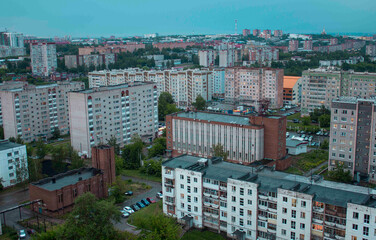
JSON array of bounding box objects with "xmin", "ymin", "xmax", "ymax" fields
[
  {"xmin": 363, "ymin": 226, "xmax": 369, "ymax": 236},
  {"xmin": 283, "ymin": 197, "xmax": 287, "ymax": 202},
  {"xmin": 291, "ymin": 221, "xmax": 296, "ymax": 229},
  {"xmin": 240, "ymin": 188, "xmax": 244, "ymax": 195},
  {"xmin": 364, "ymin": 214, "xmax": 370, "ymax": 224},
  {"xmin": 248, "ymin": 189, "xmax": 252, "ymax": 195},
  {"xmin": 353, "ymin": 212, "xmax": 359, "ymax": 219},
  {"xmin": 352, "ymin": 224, "xmax": 358, "ymax": 230}
]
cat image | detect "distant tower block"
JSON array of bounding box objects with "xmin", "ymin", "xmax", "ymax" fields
[{"xmin": 92, "ymin": 145, "xmax": 116, "ymax": 186}]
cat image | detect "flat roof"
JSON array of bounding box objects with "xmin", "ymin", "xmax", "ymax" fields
[
  {"xmin": 32, "ymin": 168, "xmax": 101, "ymax": 191},
  {"xmin": 163, "ymin": 155, "xmax": 376, "ymax": 208},
  {"xmin": 76, "ymin": 82, "xmax": 154, "ymax": 94},
  {"xmin": 0, "ymin": 141, "xmax": 24, "ymax": 151},
  {"xmin": 175, "ymin": 112, "xmax": 252, "ymax": 126}
]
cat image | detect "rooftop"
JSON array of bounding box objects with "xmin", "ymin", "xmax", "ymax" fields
[
  {"xmin": 76, "ymin": 82, "xmax": 154, "ymax": 94},
  {"xmin": 31, "ymin": 168, "xmax": 102, "ymax": 191},
  {"xmin": 283, "ymin": 76, "xmax": 301, "ymax": 89},
  {"xmin": 163, "ymin": 155, "xmax": 376, "ymax": 208},
  {"xmin": 286, "ymin": 139, "xmax": 308, "ymax": 147},
  {"xmin": 174, "ymin": 112, "xmax": 253, "ymax": 126},
  {"xmin": 332, "ymin": 96, "xmax": 376, "ymax": 104},
  {"xmin": 0, "ymin": 140, "xmax": 24, "ymax": 151}
]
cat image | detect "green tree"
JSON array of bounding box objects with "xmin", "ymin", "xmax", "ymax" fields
[
  {"xmin": 319, "ymin": 114, "xmax": 331, "ymax": 128},
  {"xmin": 107, "ymin": 135, "xmax": 120, "ymax": 155},
  {"xmin": 320, "ymin": 140, "xmax": 329, "ymax": 150},
  {"xmin": 122, "ymin": 134, "xmax": 144, "ymax": 169},
  {"xmin": 310, "ymin": 105, "xmax": 330, "ymax": 122},
  {"xmin": 115, "ymin": 155, "xmax": 124, "ymax": 175},
  {"xmin": 52, "ymin": 127, "xmax": 61, "ymax": 140},
  {"xmin": 35, "ymin": 138, "xmax": 47, "ymax": 159},
  {"xmin": 51, "ymin": 145, "xmax": 67, "ymax": 173},
  {"xmin": 0, "ymin": 126, "xmax": 4, "ymax": 139},
  {"xmin": 140, "ymin": 159, "xmax": 162, "ymax": 177},
  {"xmin": 212, "ymin": 144, "xmax": 228, "ymax": 161},
  {"xmin": 192, "ymin": 95, "xmax": 207, "ymax": 110},
  {"xmin": 327, "ymin": 164, "xmax": 352, "ymax": 183},
  {"xmin": 28, "ymin": 158, "xmax": 43, "ymax": 182},
  {"xmin": 148, "ymin": 137, "xmax": 166, "ymax": 158},
  {"xmin": 302, "ymin": 116, "xmax": 311, "ymax": 126},
  {"xmin": 69, "ymin": 153, "xmax": 85, "ymax": 170},
  {"xmin": 15, "ymin": 157, "xmax": 29, "ymax": 184},
  {"xmin": 58, "ymin": 193, "xmax": 121, "ymax": 240},
  {"xmin": 140, "ymin": 214, "xmax": 181, "ymax": 240},
  {"xmin": 158, "ymin": 92, "xmax": 179, "ymax": 121}
]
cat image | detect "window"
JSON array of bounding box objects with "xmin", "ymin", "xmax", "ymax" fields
[
  {"xmin": 299, "ymin": 234, "xmax": 304, "ymax": 240},
  {"xmin": 292, "ymin": 199, "xmax": 297, "ymax": 207},
  {"xmin": 364, "ymin": 214, "xmax": 370, "ymax": 224},
  {"xmin": 363, "ymin": 226, "xmax": 369, "ymax": 236},
  {"xmin": 247, "ymin": 210, "xmax": 252, "ymax": 216},
  {"xmin": 281, "ymin": 229, "xmax": 286, "ymax": 235},
  {"xmin": 282, "ymin": 219, "xmax": 287, "ymax": 224},
  {"xmin": 353, "ymin": 212, "xmax": 359, "ymax": 219},
  {"xmin": 58, "ymin": 194, "xmax": 63, "ymax": 203},
  {"xmin": 181, "ymin": 203, "xmax": 184, "ymax": 208},
  {"xmin": 187, "ymin": 196, "xmax": 191, "ymax": 202},
  {"xmin": 248, "ymin": 189, "xmax": 252, "ymax": 195},
  {"xmin": 194, "ymin": 206, "xmax": 198, "ymax": 212},
  {"xmin": 194, "ymin": 187, "xmax": 198, "ymax": 193},
  {"xmin": 301, "ymin": 212, "xmax": 305, "ymax": 219},
  {"xmin": 292, "ymin": 210, "xmax": 296, "ymax": 218},
  {"xmin": 187, "ymin": 186, "xmax": 191, "ymax": 193},
  {"xmin": 282, "ymin": 208, "xmax": 287, "ymax": 214},
  {"xmin": 291, "ymin": 232, "xmax": 296, "ymax": 239},
  {"xmin": 239, "ymin": 219, "xmax": 244, "ymax": 226},
  {"xmin": 9, "ymin": 173, "xmax": 14, "ymax": 177},
  {"xmin": 240, "ymin": 198, "xmax": 244, "ymax": 206},
  {"xmin": 232, "ymin": 216, "xmax": 236, "ymax": 223},
  {"xmin": 353, "ymin": 224, "xmax": 358, "ymax": 230},
  {"xmin": 247, "ymin": 220, "xmax": 251, "ymax": 225},
  {"xmin": 180, "ymin": 175, "xmax": 184, "ymax": 180},
  {"xmin": 232, "ymin": 196, "xmax": 236, "ymax": 202},
  {"xmin": 301, "ymin": 201, "xmax": 306, "ymax": 207},
  {"xmin": 187, "ymin": 176, "xmax": 190, "ymax": 183},
  {"xmin": 291, "ymin": 221, "xmax": 296, "ymax": 229},
  {"xmin": 239, "ymin": 208, "xmax": 244, "ymax": 216},
  {"xmin": 194, "ymin": 197, "xmax": 198, "ymax": 203},
  {"xmin": 232, "ymin": 206, "xmax": 236, "ymax": 212},
  {"xmin": 240, "ymin": 188, "xmax": 244, "ymax": 195},
  {"xmin": 180, "ymin": 184, "xmax": 184, "ymax": 189},
  {"xmin": 283, "ymin": 197, "xmax": 287, "ymax": 202},
  {"xmin": 187, "ymin": 205, "xmax": 191, "ymax": 212},
  {"xmin": 232, "ymin": 186, "xmax": 236, "ymax": 192},
  {"xmin": 194, "ymin": 178, "xmax": 197, "ymax": 182},
  {"xmin": 300, "ymin": 223, "xmax": 305, "ymax": 229},
  {"xmin": 248, "ymin": 200, "xmax": 252, "ymax": 205}
]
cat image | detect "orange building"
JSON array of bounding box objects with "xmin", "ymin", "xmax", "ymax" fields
[{"xmin": 283, "ymin": 76, "xmax": 301, "ymax": 105}]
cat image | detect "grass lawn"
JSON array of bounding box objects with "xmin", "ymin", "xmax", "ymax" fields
[
  {"xmin": 284, "ymin": 166, "xmax": 304, "ymax": 176},
  {"xmin": 0, "ymin": 225, "xmax": 18, "ymax": 240},
  {"xmin": 121, "ymin": 169, "xmax": 161, "ymax": 182},
  {"xmin": 287, "ymin": 112, "xmax": 301, "ymax": 120},
  {"xmin": 284, "ymin": 150, "xmax": 328, "ymax": 175},
  {"xmin": 181, "ymin": 230, "xmax": 226, "ymax": 240},
  {"xmin": 128, "ymin": 200, "xmax": 163, "ymax": 230}
]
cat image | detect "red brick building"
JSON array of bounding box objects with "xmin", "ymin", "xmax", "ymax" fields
[
  {"xmin": 29, "ymin": 145, "xmax": 115, "ymax": 214},
  {"xmin": 166, "ymin": 112, "xmax": 286, "ymax": 165}
]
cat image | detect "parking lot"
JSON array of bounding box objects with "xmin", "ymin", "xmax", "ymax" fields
[{"xmin": 287, "ymin": 130, "xmax": 329, "ymax": 147}]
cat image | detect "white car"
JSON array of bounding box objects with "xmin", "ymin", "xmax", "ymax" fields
[
  {"xmin": 19, "ymin": 229, "xmax": 26, "ymax": 239},
  {"xmin": 157, "ymin": 192, "xmax": 163, "ymax": 199},
  {"xmin": 120, "ymin": 210, "xmax": 130, "ymax": 218},
  {"xmin": 123, "ymin": 206, "xmax": 134, "ymax": 213}
]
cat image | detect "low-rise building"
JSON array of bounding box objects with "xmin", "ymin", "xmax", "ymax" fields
[
  {"xmin": 286, "ymin": 139, "xmax": 308, "ymax": 155},
  {"xmin": 283, "ymin": 76, "xmax": 301, "ymax": 105},
  {"xmin": 162, "ymin": 154, "xmax": 376, "ymax": 240}
]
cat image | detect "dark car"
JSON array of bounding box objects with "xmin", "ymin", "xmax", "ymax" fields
[
  {"xmin": 136, "ymin": 202, "xmax": 145, "ymax": 208},
  {"xmin": 125, "ymin": 191, "xmax": 133, "ymax": 196},
  {"xmin": 141, "ymin": 199, "xmax": 150, "ymax": 206},
  {"xmin": 147, "ymin": 197, "xmax": 156, "ymax": 203},
  {"xmin": 131, "ymin": 204, "xmax": 140, "ymax": 211}
]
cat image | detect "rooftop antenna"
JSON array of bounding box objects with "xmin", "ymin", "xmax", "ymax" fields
[{"xmin": 235, "ymin": 20, "xmax": 238, "ymax": 35}]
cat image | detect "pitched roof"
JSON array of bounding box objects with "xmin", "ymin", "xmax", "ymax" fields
[{"xmin": 283, "ymin": 76, "xmax": 301, "ymax": 89}]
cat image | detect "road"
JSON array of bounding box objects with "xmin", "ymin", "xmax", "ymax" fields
[
  {"xmin": 114, "ymin": 175, "xmax": 162, "ymax": 234},
  {"xmin": 0, "ymin": 188, "xmax": 34, "ymax": 239}
]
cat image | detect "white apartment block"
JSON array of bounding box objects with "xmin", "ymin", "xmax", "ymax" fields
[
  {"xmin": 163, "ymin": 155, "xmax": 376, "ymax": 240},
  {"xmin": 199, "ymin": 50, "xmax": 216, "ymax": 67},
  {"xmin": 0, "ymin": 140, "xmax": 28, "ymax": 188},
  {"xmin": 88, "ymin": 68, "xmax": 213, "ymax": 107},
  {"xmin": 0, "ymin": 81, "xmax": 28, "ymax": 125},
  {"xmin": 329, "ymin": 97, "xmax": 376, "ymax": 182},
  {"xmin": 301, "ymin": 68, "xmax": 376, "ymax": 115},
  {"xmin": 31, "ymin": 42, "xmax": 57, "ymax": 76},
  {"xmin": 225, "ymin": 67, "xmax": 284, "ymax": 109},
  {"xmin": 1, "ymin": 82, "xmax": 84, "ymax": 142},
  {"xmin": 219, "ymin": 49, "xmax": 235, "ymax": 67},
  {"xmin": 68, "ymin": 82, "xmax": 158, "ymax": 157}
]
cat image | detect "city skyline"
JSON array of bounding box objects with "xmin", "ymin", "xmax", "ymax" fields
[{"xmin": 1, "ymin": 0, "xmax": 376, "ymax": 37}]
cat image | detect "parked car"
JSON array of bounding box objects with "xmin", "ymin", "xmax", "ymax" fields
[
  {"xmin": 141, "ymin": 199, "xmax": 150, "ymax": 206},
  {"xmin": 120, "ymin": 210, "xmax": 130, "ymax": 218},
  {"xmin": 156, "ymin": 191, "xmax": 163, "ymax": 199},
  {"xmin": 123, "ymin": 206, "xmax": 134, "ymax": 213},
  {"xmin": 131, "ymin": 204, "xmax": 140, "ymax": 211},
  {"xmin": 324, "ymin": 132, "xmax": 329, "ymax": 136},
  {"xmin": 286, "ymin": 132, "xmax": 290, "ymax": 138},
  {"xmin": 136, "ymin": 202, "xmax": 145, "ymax": 208},
  {"xmin": 316, "ymin": 131, "xmax": 321, "ymax": 136},
  {"xmin": 147, "ymin": 197, "xmax": 156, "ymax": 203},
  {"xmin": 19, "ymin": 229, "xmax": 26, "ymax": 239},
  {"xmin": 27, "ymin": 229, "xmax": 36, "ymax": 235},
  {"xmin": 125, "ymin": 191, "xmax": 133, "ymax": 196}
]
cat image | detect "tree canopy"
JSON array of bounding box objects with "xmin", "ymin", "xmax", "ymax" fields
[
  {"xmin": 158, "ymin": 92, "xmax": 179, "ymax": 121},
  {"xmin": 191, "ymin": 95, "xmax": 206, "ymax": 111},
  {"xmin": 121, "ymin": 134, "xmax": 144, "ymax": 169}
]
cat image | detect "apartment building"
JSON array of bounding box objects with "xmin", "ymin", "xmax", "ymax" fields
[
  {"xmin": 253, "ymin": 29, "xmax": 261, "ymax": 37},
  {"xmin": 243, "ymin": 29, "xmax": 250, "ymax": 36},
  {"xmin": 212, "ymin": 68, "xmax": 225, "ymax": 98},
  {"xmin": 329, "ymin": 97, "xmax": 376, "ymax": 182},
  {"xmin": 0, "ymin": 81, "xmax": 28, "ymax": 125},
  {"xmin": 88, "ymin": 69, "xmax": 213, "ymax": 107},
  {"xmin": 273, "ymin": 30, "xmax": 283, "ymax": 37},
  {"xmin": 219, "ymin": 49, "xmax": 235, "ymax": 67},
  {"xmin": 283, "ymin": 76, "xmax": 302, "ymax": 105},
  {"xmin": 1, "ymin": 82, "xmax": 84, "ymax": 142},
  {"xmin": 225, "ymin": 67, "xmax": 284, "ymax": 109},
  {"xmin": 0, "ymin": 140, "xmax": 28, "ymax": 188},
  {"xmin": 248, "ymin": 46, "xmax": 279, "ymax": 65},
  {"xmin": 199, "ymin": 50, "xmax": 216, "ymax": 67},
  {"xmin": 301, "ymin": 68, "xmax": 376, "ymax": 115},
  {"xmin": 68, "ymin": 82, "xmax": 158, "ymax": 157},
  {"xmin": 303, "ymin": 40, "xmax": 313, "ymax": 51},
  {"xmin": 64, "ymin": 53, "xmax": 115, "ymax": 69},
  {"xmin": 165, "ymin": 111, "xmax": 286, "ymax": 164},
  {"xmin": 289, "ymin": 40, "xmax": 299, "ymax": 52},
  {"xmin": 31, "ymin": 42, "xmax": 57, "ymax": 76},
  {"xmin": 0, "ymin": 32, "xmax": 26, "ymax": 58},
  {"xmin": 162, "ymin": 154, "xmax": 376, "ymax": 240},
  {"xmin": 366, "ymin": 45, "xmax": 376, "ymax": 57}
]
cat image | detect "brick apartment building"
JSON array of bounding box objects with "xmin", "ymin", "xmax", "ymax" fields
[
  {"xmin": 166, "ymin": 111, "xmax": 286, "ymax": 164},
  {"xmin": 29, "ymin": 145, "xmax": 115, "ymax": 214}
]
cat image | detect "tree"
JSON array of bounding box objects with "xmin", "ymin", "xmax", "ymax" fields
[
  {"xmin": 0, "ymin": 126, "xmax": 4, "ymax": 139},
  {"xmin": 58, "ymin": 193, "xmax": 121, "ymax": 240},
  {"xmin": 158, "ymin": 92, "xmax": 179, "ymax": 121},
  {"xmin": 327, "ymin": 164, "xmax": 352, "ymax": 183},
  {"xmin": 192, "ymin": 95, "xmax": 207, "ymax": 111},
  {"xmin": 319, "ymin": 114, "xmax": 331, "ymax": 128},
  {"xmin": 140, "ymin": 159, "xmax": 162, "ymax": 177},
  {"xmin": 35, "ymin": 138, "xmax": 47, "ymax": 159},
  {"xmin": 115, "ymin": 155, "xmax": 124, "ymax": 175},
  {"xmin": 52, "ymin": 127, "xmax": 61, "ymax": 140},
  {"xmin": 107, "ymin": 135, "xmax": 120, "ymax": 155},
  {"xmin": 51, "ymin": 145, "xmax": 67, "ymax": 173},
  {"xmin": 0, "ymin": 177, "xmax": 4, "ymax": 191},
  {"xmin": 139, "ymin": 214, "xmax": 181, "ymax": 240},
  {"xmin": 28, "ymin": 158, "xmax": 43, "ymax": 182},
  {"xmin": 69, "ymin": 153, "xmax": 85, "ymax": 170},
  {"xmin": 212, "ymin": 144, "xmax": 228, "ymax": 161},
  {"xmin": 310, "ymin": 105, "xmax": 330, "ymax": 122},
  {"xmin": 148, "ymin": 137, "xmax": 166, "ymax": 158},
  {"xmin": 302, "ymin": 116, "xmax": 311, "ymax": 126},
  {"xmin": 320, "ymin": 140, "xmax": 329, "ymax": 150},
  {"xmin": 15, "ymin": 157, "xmax": 29, "ymax": 184},
  {"xmin": 121, "ymin": 134, "xmax": 144, "ymax": 169}
]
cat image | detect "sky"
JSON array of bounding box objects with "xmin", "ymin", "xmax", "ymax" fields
[{"xmin": 1, "ymin": 0, "xmax": 375, "ymax": 37}]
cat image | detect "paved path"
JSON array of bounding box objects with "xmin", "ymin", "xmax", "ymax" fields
[
  {"xmin": 113, "ymin": 175, "xmax": 162, "ymax": 234},
  {"xmin": 304, "ymin": 161, "xmax": 328, "ymax": 177}
]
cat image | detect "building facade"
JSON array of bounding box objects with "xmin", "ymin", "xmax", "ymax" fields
[
  {"xmin": 1, "ymin": 82, "xmax": 85, "ymax": 142},
  {"xmin": 0, "ymin": 140, "xmax": 28, "ymax": 188},
  {"xmin": 366, "ymin": 45, "xmax": 376, "ymax": 57},
  {"xmin": 301, "ymin": 69, "xmax": 376, "ymax": 115},
  {"xmin": 64, "ymin": 54, "xmax": 115, "ymax": 69},
  {"xmin": 283, "ymin": 76, "xmax": 302, "ymax": 105},
  {"xmin": 243, "ymin": 29, "xmax": 251, "ymax": 36},
  {"xmin": 31, "ymin": 42, "xmax": 57, "ymax": 76},
  {"xmin": 289, "ymin": 40, "xmax": 299, "ymax": 52},
  {"xmin": 0, "ymin": 32, "xmax": 26, "ymax": 58},
  {"xmin": 303, "ymin": 40, "xmax": 313, "ymax": 51},
  {"xmin": 199, "ymin": 50, "xmax": 216, "ymax": 67},
  {"xmin": 163, "ymin": 155, "xmax": 376, "ymax": 240},
  {"xmin": 248, "ymin": 46, "xmax": 279, "ymax": 65},
  {"xmin": 68, "ymin": 82, "xmax": 158, "ymax": 157},
  {"xmin": 225, "ymin": 67, "xmax": 284, "ymax": 109},
  {"xmin": 166, "ymin": 112, "xmax": 286, "ymax": 164},
  {"xmin": 219, "ymin": 49, "xmax": 235, "ymax": 67},
  {"xmin": 0, "ymin": 81, "xmax": 28, "ymax": 125}
]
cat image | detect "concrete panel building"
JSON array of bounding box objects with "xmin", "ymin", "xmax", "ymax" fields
[
  {"xmin": 301, "ymin": 68, "xmax": 376, "ymax": 115},
  {"xmin": 289, "ymin": 40, "xmax": 299, "ymax": 52},
  {"xmin": 166, "ymin": 112, "xmax": 286, "ymax": 164},
  {"xmin": 68, "ymin": 82, "xmax": 158, "ymax": 157},
  {"xmin": 64, "ymin": 54, "xmax": 115, "ymax": 69},
  {"xmin": 1, "ymin": 82, "xmax": 85, "ymax": 142},
  {"xmin": 31, "ymin": 42, "xmax": 57, "ymax": 76},
  {"xmin": 225, "ymin": 67, "xmax": 284, "ymax": 109},
  {"xmin": 0, "ymin": 81, "xmax": 28, "ymax": 125},
  {"xmin": 283, "ymin": 76, "xmax": 302, "ymax": 105},
  {"xmin": 162, "ymin": 155, "xmax": 376, "ymax": 240},
  {"xmin": 199, "ymin": 50, "xmax": 216, "ymax": 67}
]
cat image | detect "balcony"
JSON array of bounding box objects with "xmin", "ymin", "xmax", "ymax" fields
[
  {"xmin": 259, "ymin": 195, "xmax": 268, "ymax": 200},
  {"xmin": 165, "ymin": 200, "xmax": 175, "ymax": 205},
  {"xmin": 220, "ymin": 186, "xmax": 227, "ymax": 191},
  {"xmin": 258, "ymin": 215, "xmax": 267, "ymax": 221},
  {"xmin": 220, "ymin": 196, "xmax": 227, "ymax": 201},
  {"xmin": 313, "ymin": 207, "xmax": 324, "ymax": 213},
  {"xmin": 312, "ymin": 218, "xmax": 323, "ymax": 224}
]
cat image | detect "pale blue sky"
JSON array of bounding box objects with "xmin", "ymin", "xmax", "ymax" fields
[{"xmin": 1, "ymin": 0, "xmax": 375, "ymax": 37}]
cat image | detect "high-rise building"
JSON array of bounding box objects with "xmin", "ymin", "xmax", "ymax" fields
[
  {"xmin": 211, "ymin": 68, "xmax": 225, "ymax": 98},
  {"xmin": 289, "ymin": 40, "xmax": 299, "ymax": 52},
  {"xmin": 0, "ymin": 81, "xmax": 28, "ymax": 125},
  {"xmin": 242, "ymin": 29, "xmax": 250, "ymax": 36},
  {"xmin": 303, "ymin": 40, "xmax": 313, "ymax": 51},
  {"xmin": 301, "ymin": 69, "xmax": 376, "ymax": 115},
  {"xmin": 0, "ymin": 82, "xmax": 85, "ymax": 142},
  {"xmin": 225, "ymin": 67, "xmax": 284, "ymax": 109},
  {"xmin": 0, "ymin": 32, "xmax": 26, "ymax": 58},
  {"xmin": 68, "ymin": 82, "xmax": 158, "ymax": 157},
  {"xmin": 31, "ymin": 42, "xmax": 57, "ymax": 76},
  {"xmin": 165, "ymin": 112, "xmax": 286, "ymax": 163},
  {"xmin": 366, "ymin": 45, "xmax": 376, "ymax": 57},
  {"xmin": 252, "ymin": 29, "xmax": 260, "ymax": 37},
  {"xmin": 198, "ymin": 50, "xmax": 216, "ymax": 67},
  {"xmin": 248, "ymin": 46, "xmax": 279, "ymax": 65},
  {"xmin": 88, "ymin": 69, "xmax": 213, "ymax": 108},
  {"xmin": 329, "ymin": 97, "xmax": 376, "ymax": 182},
  {"xmin": 64, "ymin": 54, "xmax": 115, "ymax": 69},
  {"xmin": 273, "ymin": 30, "xmax": 283, "ymax": 37},
  {"xmin": 162, "ymin": 155, "xmax": 376, "ymax": 240},
  {"xmin": 219, "ymin": 49, "xmax": 235, "ymax": 67}
]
